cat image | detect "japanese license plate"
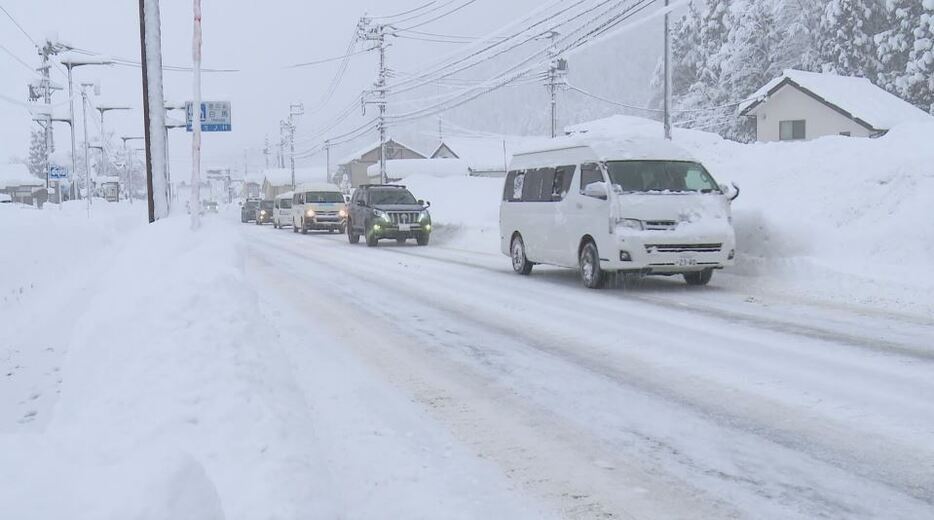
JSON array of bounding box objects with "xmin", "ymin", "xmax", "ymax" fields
[{"xmin": 677, "ymin": 255, "xmax": 698, "ymax": 267}]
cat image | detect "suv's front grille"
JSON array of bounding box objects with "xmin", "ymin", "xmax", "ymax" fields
[
  {"xmin": 645, "ymin": 243, "xmax": 723, "ymax": 253},
  {"xmin": 388, "ymin": 212, "xmax": 421, "ymax": 225}
]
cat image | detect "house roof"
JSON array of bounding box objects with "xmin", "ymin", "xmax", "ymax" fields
[
  {"xmin": 739, "ymin": 69, "xmax": 933, "ymax": 131},
  {"xmin": 261, "ymin": 167, "xmax": 328, "ymax": 187},
  {"xmin": 338, "ymin": 138, "xmax": 425, "ymax": 165},
  {"xmin": 430, "ymin": 136, "xmax": 554, "ymax": 172},
  {"xmin": 0, "ymin": 163, "xmax": 43, "ymax": 189},
  {"xmin": 366, "ymin": 158, "xmax": 470, "ymax": 180}
]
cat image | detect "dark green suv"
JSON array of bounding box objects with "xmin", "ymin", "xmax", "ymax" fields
[{"xmin": 347, "ymin": 185, "xmax": 431, "ymax": 247}]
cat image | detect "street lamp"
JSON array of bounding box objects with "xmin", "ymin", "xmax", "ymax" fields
[
  {"xmin": 60, "ymin": 55, "xmax": 112, "ymax": 201},
  {"xmin": 94, "ymin": 105, "xmax": 131, "ymax": 178},
  {"xmin": 120, "ymin": 136, "xmax": 145, "ymax": 203}
]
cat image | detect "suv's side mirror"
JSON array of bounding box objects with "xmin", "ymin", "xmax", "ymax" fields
[
  {"xmin": 356, "ymin": 200, "xmax": 365, "ymax": 207},
  {"xmin": 582, "ymin": 182, "xmax": 608, "ymax": 200}
]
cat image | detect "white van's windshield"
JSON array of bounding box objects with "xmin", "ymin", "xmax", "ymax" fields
[
  {"xmin": 606, "ymin": 161, "xmax": 720, "ymax": 194},
  {"xmin": 304, "ymin": 192, "xmax": 344, "ymax": 204}
]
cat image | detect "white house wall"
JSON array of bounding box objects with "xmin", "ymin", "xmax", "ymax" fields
[{"xmin": 751, "ymin": 85, "xmax": 874, "ymax": 142}]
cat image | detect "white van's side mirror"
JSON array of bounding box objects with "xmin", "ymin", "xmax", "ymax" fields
[
  {"xmin": 582, "ymin": 182, "xmax": 609, "ymax": 200},
  {"xmin": 720, "ymin": 182, "xmax": 740, "ymax": 201}
]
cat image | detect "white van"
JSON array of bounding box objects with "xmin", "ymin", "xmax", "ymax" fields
[
  {"xmin": 500, "ymin": 137, "xmax": 738, "ymax": 289},
  {"xmin": 291, "ymin": 183, "xmax": 348, "ymax": 234},
  {"xmin": 273, "ymin": 192, "xmax": 293, "ymax": 229}
]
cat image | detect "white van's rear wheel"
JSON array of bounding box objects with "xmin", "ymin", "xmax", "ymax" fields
[
  {"xmin": 579, "ymin": 241, "xmax": 606, "ymax": 289},
  {"xmin": 511, "ymin": 235, "xmax": 533, "ymax": 275}
]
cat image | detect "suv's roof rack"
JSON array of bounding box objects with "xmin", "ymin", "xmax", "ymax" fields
[{"xmin": 359, "ymin": 184, "xmax": 406, "ymax": 189}]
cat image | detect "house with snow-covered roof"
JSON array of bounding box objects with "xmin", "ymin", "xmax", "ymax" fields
[
  {"xmin": 336, "ymin": 139, "xmax": 425, "ymax": 187},
  {"xmin": 739, "ymin": 69, "xmax": 933, "ymax": 143},
  {"xmin": 0, "ymin": 163, "xmax": 45, "ymax": 206},
  {"xmin": 260, "ymin": 167, "xmax": 328, "ymax": 199}
]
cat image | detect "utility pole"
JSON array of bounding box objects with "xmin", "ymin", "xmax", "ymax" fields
[
  {"xmin": 138, "ymin": 0, "xmax": 170, "ymax": 223},
  {"xmin": 287, "ymin": 103, "xmax": 303, "ymax": 189},
  {"xmin": 263, "ymin": 136, "xmax": 270, "ymax": 169},
  {"xmin": 121, "ymin": 136, "xmax": 145, "ymax": 203},
  {"xmin": 278, "ymin": 121, "xmax": 287, "ymax": 168},
  {"xmin": 191, "ymin": 0, "xmax": 203, "ymax": 229},
  {"xmin": 359, "ymin": 16, "xmax": 390, "ymax": 184},
  {"xmin": 325, "ymin": 139, "xmax": 331, "ymax": 183},
  {"xmin": 663, "ymin": 0, "xmax": 672, "ymax": 140},
  {"xmin": 542, "ymin": 30, "xmax": 568, "ymax": 139},
  {"xmin": 80, "ymin": 83, "xmax": 96, "ymax": 216},
  {"xmin": 32, "ymin": 40, "xmax": 67, "ymax": 194}
]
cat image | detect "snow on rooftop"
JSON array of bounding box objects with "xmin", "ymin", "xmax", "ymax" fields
[
  {"xmin": 338, "ymin": 139, "xmax": 425, "ymax": 165},
  {"xmin": 261, "ymin": 167, "xmax": 328, "ymax": 187},
  {"xmin": 0, "ymin": 164, "xmax": 43, "ymax": 189},
  {"xmin": 740, "ymin": 69, "xmax": 933, "ymax": 130},
  {"xmin": 366, "ymin": 158, "xmax": 470, "ymax": 180}
]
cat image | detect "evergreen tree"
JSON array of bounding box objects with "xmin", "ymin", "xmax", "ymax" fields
[
  {"xmin": 815, "ymin": 0, "xmax": 886, "ymax": 77},
  {"xmin": 26, "ymin": 130, "xmax": 49, "ymax": 179},
  {"xmin": 877, "ymin": 0, "xmax": 934, "ymax": 113}
]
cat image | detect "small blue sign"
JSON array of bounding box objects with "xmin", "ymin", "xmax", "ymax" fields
[
  {"xmin": 186, "ymin": 101, "xmax": 232, "ymax": 132},
  {"xmin": 49, "ymin": 165, "xmax": 68, "ymax": 180}
]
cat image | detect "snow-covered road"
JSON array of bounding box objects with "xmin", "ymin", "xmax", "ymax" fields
[{"xmin": 244, "ymin": 223, "xmax": 934, "ymax": 520}]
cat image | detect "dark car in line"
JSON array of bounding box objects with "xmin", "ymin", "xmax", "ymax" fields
[{"xmin": 347, "ymin": 185, "xmax": 431, "ymax": 247}]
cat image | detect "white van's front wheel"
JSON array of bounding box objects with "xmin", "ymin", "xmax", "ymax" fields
[
  {"xmin": 579, "ymin": 241, "xmax": 606, "ymax": 289},
  {"xmin": 511, "ymin": 235, "xmax": 533, "ymax": 275}
]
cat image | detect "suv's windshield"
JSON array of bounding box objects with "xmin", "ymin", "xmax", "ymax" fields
[
  {"xmin": 370, "ymin": 189, "xmax": 417, "ymax": 205},
  {"xmin": 260, "ymin": 201, "xmax": 275, "ymax": 210},
  {"xmin": 305, "ymin": 191, "xmax": 344, "ymax": 204},
  {"xmin": 606, "ymin": 161, "xmax": 720, "ymax": 193},
  {"xmin": 244, "ymin": 201, "xmax": 259, "ymax": 210}
]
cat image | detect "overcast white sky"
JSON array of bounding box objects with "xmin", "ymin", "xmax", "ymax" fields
[{"xmin": 1, "ymin": 0, "xmax": 665, "ymax": 174}]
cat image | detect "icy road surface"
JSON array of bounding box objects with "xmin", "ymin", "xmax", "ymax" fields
[{"xmin": 243, "ymin": 224, "xmax": 934, "ymax": 520}]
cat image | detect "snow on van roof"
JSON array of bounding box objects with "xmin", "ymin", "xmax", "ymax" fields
[
  {"xmin": 515, "ymin": 118, "xmax": 698, "ymax": 163},
  {"xmin": 276, "ymin": 191, "xmax": 294, "ymax": 199},
  {"xmin": 294, "ymin": 182, "xmax": 341, "ymax": 192}
]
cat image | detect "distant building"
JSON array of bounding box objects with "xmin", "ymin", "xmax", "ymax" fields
[
  {"xmin": 430, "ymin": 136, "xmax": 553, "ymax": 177},
  {"xmin": 740, "ymin": 69, "xmax": 933, "ymax": 142},
  {"xmin": 0, "ymin": 163, "xmax": 45, "ymax": 206},
  {"xmin": 337, "ymin": 139, "xmax": 425, "ymax": 187}
]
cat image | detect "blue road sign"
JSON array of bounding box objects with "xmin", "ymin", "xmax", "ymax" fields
[
  {"xmin": 186, "ymin": 101, "xmax": 232, "ymax": 132},
  {"xmin": 49, "ymin": 165, "xmax": 68, "ymax": 180}
]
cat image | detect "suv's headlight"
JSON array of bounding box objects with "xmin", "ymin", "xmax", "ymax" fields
[
  {"xmin": 260, "ymin": 210, "xmax": 267, "ymax": 215},
  {"xmin": 617, "ymin": 218, "xmax": 643, "ymax": 231},
  {"xmin": 419, "ymin": 210, "xmax": 430, "ymax": 222},
  {"xmin": 374, "ymin": 209, "xmax": 390, "ymax": 222}
]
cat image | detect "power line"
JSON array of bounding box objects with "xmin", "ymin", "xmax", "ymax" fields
[
  {"xmin": 0, "ymin": 42, "xmax": 37, "ymax": 75},
  {"xmin": 0, "ymin": 4, "xmax": 39, "ymax": 47},
  {"xmin": 370, "ymin": 1, "xmax": 437, "ymax": 20},
  {"xmin": 284, "ymin": 47, "xmax": 370, "ymax": 69},
  {"xmin": 397, "ymin": 0, "xmax": 481, "ymax": 31},
  {"xmin": 568, "ymin": 83, "xmax": 661, "ymax": 113}
]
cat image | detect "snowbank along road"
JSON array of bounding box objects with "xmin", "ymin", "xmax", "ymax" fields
[{"xmin": 243, "ymin": 221, "xmax": 934, "ymax": 520}]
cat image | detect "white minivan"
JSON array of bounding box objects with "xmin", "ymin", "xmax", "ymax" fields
[
  {"xmin": 500, "ymin": 136, "xmax": 738, "ymax": 289},
  {"xmin": 291, "ymin": 183, "xmax": 348, "ymax": 234},
  {"xmin": 273, "ymin": 192, "xmax": 293, "ymax": 229}
]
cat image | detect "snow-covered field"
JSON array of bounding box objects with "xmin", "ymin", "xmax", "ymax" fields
[{"xmin": 2, "ymin": 121, "xmax": 934, "ymax": 518}]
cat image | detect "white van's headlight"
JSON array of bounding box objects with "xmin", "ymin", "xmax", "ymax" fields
[
  {"xmin": 617, "ymin": 218, "xmax": 643, "ymax": 231},
  {"xmin": 338, "ymin": 209, "xmax": 347, "ymax": 218},
  {"xmin": 306, "ymin": 209, "xmax": 316, "ymax": 217}
]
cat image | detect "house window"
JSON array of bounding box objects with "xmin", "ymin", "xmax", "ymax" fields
[
  {"xmin": 839, "ymin": 131, "xmax": 851, "ymax": 137},
  {"xmin": 779, "ymin": 120, "xmax": 806, "ymax": 141}
]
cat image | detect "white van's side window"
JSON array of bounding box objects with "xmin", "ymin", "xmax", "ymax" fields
[
  {"xmin": 552, "ymin": 165, "xmax": 575, "ymax": 200},
  {"xmin": 504, "ymin": 170, "xmax": 525, "ymax": 202},
  {"xmin": 580, "ymin": 163, "xmax": 603, "ymax": 192}
]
